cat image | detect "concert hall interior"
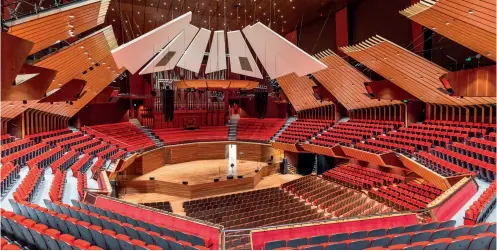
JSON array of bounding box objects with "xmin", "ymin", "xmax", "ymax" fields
[{"xmin": 1, "ymin": 0, "xmax": 496, "ymax": 250}]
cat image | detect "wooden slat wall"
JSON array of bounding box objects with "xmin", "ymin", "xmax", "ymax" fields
[
  {"xmin": 340, "ymin": 146, "xmax": 386, "ymax": 166},
  {"xmin": 313, "ymin": 49, "xmax": 401, "ymax": 110},
  {"xmin": 276, "ymin": 73, "xmax": 332, "ymax": 111},
  {"xmin": 23, "ymin": 109, "xmax": 69, "ymax": 136},
  {"xmin": 0, "ymin": 26, "xmax": 123, "ymax": 119},
  {"xmin": 398, "ymin": 154, "xmax": 451, "ymax": 191},
  {"xmin": 6, "ymin": 0, "xmax": 110, "ymax": 54},
  {"xmin": 448, "ymin": 65, "xmax": 496, "ymax": 97},
  {"xmin": 400, "ymin": 0, "xmax": 495, "ymax": 61},
  {"xmin": 341, "ymin": 36, "xmax": 495, "ymax": 106}
]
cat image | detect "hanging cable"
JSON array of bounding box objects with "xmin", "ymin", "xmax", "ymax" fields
[{"xmin": 311, "ymin": 6, "xmax": 333, "ymax": 54}]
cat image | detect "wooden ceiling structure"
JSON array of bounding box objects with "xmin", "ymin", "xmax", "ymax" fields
[
  {"xmin": 313, "ymin": 49, "xmax": 401, "ymax": 110},
  {"xmin": 1, "ymin": 26, "xmax": 123, "ymax": 119},
  {"xmin": 5, "ymin": 0, "xmax": 111, "ymax": 55},
  {"xmin": 400, "ymin": 0, "xmax": 495, "ymax": 62},
  {"xmin": 174, "ymin": 80, "xmax": 259, "ymax": 89},
  {"xmin": 340, "ymin": 36, "xmax": 496, "ymax": 106},
  {"xmin": 277, "ymin": 73, "xmax": 332, "ymax": 112}
]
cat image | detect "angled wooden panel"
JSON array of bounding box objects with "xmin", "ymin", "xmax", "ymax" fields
[
  {"xmin": 39, "ymin": 79, "xmax": 86, "ymax": 103},
  {"xmin": 270, "ymin": 142, "xmax": 301, "ymax": 153},
  {"xmin": 227, "ymin": 30, "xmax": 263, "ymax": 79},
  {"xmin": 139, "ymin": 24, "xmax": 199, "ymax": 75},
  {"xmin": 205, "ymin": 31, "xmax": 227, "ymax": 74},
  {"xmin": 401, "ymin": 0, "xmax": 495, "ymax": 61},
  {"xmin": 176, "ymin": 28, "xmax": 211, "ymax": 73},
  {"xmin": 446, "ymin": 65, "xmax": 496, "ymax": 97},
  {"xmin": 341, "ymin": 36, "xmax": 495, "ymax": 105},
  {"xmin": 398, "ymin": 154, "xmax": 451, "ymax": 191},
  {"xmin": 111, "ymin": 12, "xmax": 192, "ymax": 74},
  {"xmin": 301, "ymin": 143, "xmax": 337, "ymax": 157},
  {"xmin": 2, "ymin": 65, "xmax": 57, "ymax": 101},
  {"xmin": 5, "ymin": 0, "xmax": 110, "ymax": 54},
  {"xmin": 313, "ymin": 49, "xmax": 400, "ymax": 110},
  {"xmin": 277, "ymin": 73, "xmax": 332, "ymax": 111},
  {"xmin": 339, "ymin": 146, "xmax": 386, "ymax": 166},
  {"xmin": 366, "ymin": 80, "xmax": 419, "ymax": 101},
  {"xmin": 1, "ymin": 33, "xmax": 34, "ymax": 92},
  {"xmin": 242, "ymin": 22, "xmax": 327, "ymax": 79}
]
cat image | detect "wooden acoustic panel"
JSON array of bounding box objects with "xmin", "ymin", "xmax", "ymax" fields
[
  {"xmin": 5, "ymin": 0, "xmax": 110, "ymax": 54},
  {"xmin": 366, "ymin": 80, "xmax": 418, "ymax": 101},
  {"xmin": 39, "ymin": 79, "xmax": 86, "ymax": 103},
  {"xmin": 2, "ymin": 64, "xmax": 57, "ymax": 101},
  {"xmin": 174, "ymin": 80, "xmax": 259, "ymax": 89},
  {"xmin": 313, "ymin": 49, "xmax": 400, "ymax": 110},
  {"xmin": 398, "ymin": 154, "xmax": 451, "ymax": 191},
  {"xmin": 276, "ymin": 73, "xmax": 332, "ymax": 111},
  {"xmin": 89, "ymin": 86, "xmax": 117, "ymax": 104},
  {"xmin": 1, "ymin": 33, "xmax": 34, "ymax": 93},
  {"xmin": 340, "ymin": 146, "xmax": 386, "ymax": 166},
  {"xmin": 341, "ymin": 36, "xmax": 495, "ymax": 105},
  {"xmin": 301, "ymin": 143, "xmax": 337, "ymax": 157},
  {"xmin": 401, "ymin": 0, "xmax": 495, "ymax": 61},
  {"xmin": 446, "ymin": 65, "xmax": 496, "ymax": 97},
  {"xmin": 270, "ymin": 141, "xmax": 302, "ymax": 153}
]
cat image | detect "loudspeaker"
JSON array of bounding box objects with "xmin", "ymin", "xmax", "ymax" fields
[
  {"xmin": 439, "ymin": 75, "xmax": 455, "ymax": 95},
  {"xmin": 280, "ymin": 158, "xmax": 288, "ymax": 174},
  {"xmin": 182, "ymin": 181, "xmax": 188, "ymax": 185},
  {"xmin": 237, "ymin": 175, "xmax": 243, "ymax": 179},
  {"xmin": 162, "ymin": 89, "xmax": 174, "ymax": 121},
  {"xmin": 214, "ymin": 178, "xmax": 220, "ymax": 182},
  {"xmin": 227, "ymin": 175, "xmax": 234, "ymax": 180},
  {"xmin": 149, "ymin": 177, "xmax": 155, "ymax": 180}
]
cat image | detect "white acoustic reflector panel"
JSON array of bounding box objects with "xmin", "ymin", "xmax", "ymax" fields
[
  {"xmin": 205, "ymin": 30, "xmax": 227, "ymax": 74},
  {"xmin": 242, "ymin": 22, "xmax": 327, "ymax": 79},
  {"xmin": 227, "ymin": 31, "xmax": 262, "ymax": 79},
  {"xmin": 139, "ymin": 24, "xmax": 199, "ymax": 75},
  {"xmin": 111, "ymin": 12, "xmax": 192, "ymax": 74},
  {"xmin": 176, "ymin": 28, "xmax": 211, "ymax": 73}
]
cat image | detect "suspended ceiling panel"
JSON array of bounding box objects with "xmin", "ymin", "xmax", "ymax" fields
[
  {"xmin": 242, "ymin": 22, "xmax": 327, "ymax": 79},
  {"xmin": 1, "ymin": 26, "xmax": 122, "ymax": 119},
  {"xmin": 5, "ymin": 0, "xmax": 110, "ymax": 55},
  {"xmin": 139, "ymin": 24, "xmax": 199, "ymax": 75},
  {"xmin": 111, "ymin": 11, "xmax": 192, "ymax": 74},
  {"xmin": 313, "ymin": 49, "xmax": 400, "ymax": 110},
  {"xmin": 277, "ymin": 73, "xmax": 332, "ymax": 112},
  {"xmin": 227, "ymin": 30, "xmax": 262, "ymax": 79},
  {"xmin": 205, "ymin": 30, "xmax": 227, "ymax": 74},
  {"xmin": 174, "ymin": 80, "xmax": 259, "ymax": 89},
  {"xmin": 340, "ymin": 36, "xmax": 495, "ymax": 105},
  {"xmin": 176, "ymin": 28, "xmax": 211, "ymax": 73},
  {"xmin": 400, "ymin": 0, "xmax": 495, "ymax": 61},
  {"xmin": 1, "ymin": 33, "xmax": 34, "ymax": 94},
  {"xmin": 2, "ymin": 65, "xmax": 57, "ymax": 101}
]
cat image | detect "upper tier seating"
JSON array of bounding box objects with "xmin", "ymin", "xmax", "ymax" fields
[
  {"xmin": 282, "ymin": 175, "xmax": 394, "ymax": 217},
  {"xmin": 77, "ymin": 172, "xmax": 87, "ymax": 200},
  {"xmin": 153, "ymin": 126, "xmax": 228, "ymax": 145},
  {"xmin": 465, "ymin": 181, "xmax": 496, "ymax": 225},
  {"xmin": 26, "ymin": 129, "xmax": 72, "ymax": 143},
  {"xmin": 1, "ymin": 138, "xmax": 34, "ymax": 157},
  {"xmin": 49, "ymin": 170, "xmax": 67, "ymax": 202},
  {"xmin": 416, "ymin": 151, "xmax": 473, "ymax": 177},
  {"xmin": 1, "ymin": 134, "xmax": 15, "ymax": 144},
  {"xmin": 424, "ymin": 120, "xmax": 495, "ymax": 135},
  {"xmin": 368, "ymin": 181, "xmax": 443, "ymax": 211},
  {"xmin": 263, "ymin": 221, "xmax": 496, "ymax": 250},
  {"xmin": 432, "ymin": 146, "xmax": 495, "ymax": 182},
  {"xmin": 12, "ymin": 165, "xmax": 44, "ymax": 202},
  {"xmin": 86, "ymin": 122, "xmax": 156, "ymax": 152},
  {"xmin": 277, "ymin": 119, "xmax": 333, "ymax": 144},
  {"xmin": 139, "ymin": 202, "xmax": 173, "ymax": 213},
  {"xmin": 236, "ymin": 118, "xmax": 286, "ymax": 143},
  {"xmin": 1, "ymin": 162, "xmax": 21, "ymax": 197}
]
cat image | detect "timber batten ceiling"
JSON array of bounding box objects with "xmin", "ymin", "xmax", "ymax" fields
[
  {"xmin": 1, "ymin": 26, "xmax": 123, "ymax": 119},
  {"xmin": 340, "ymin": 36, "xmax": 496, "ymax": 106},
  {"xmin": 5, "ymin": 0, "xmax": 111, "ymax": 55},
  {"xmin": 276, "ymin": 73, "xmax": 332, "ymax": 112},
  {"xmin": 400, "ymin": 0, "xmax": 495, "ymax": 61},
  {"xmin": 313, "ymin": 49, "xmax": 401, "ymax": 110}
]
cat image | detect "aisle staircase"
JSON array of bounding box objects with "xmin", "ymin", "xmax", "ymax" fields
[
  {"xmin": 228, "ymin": 114, "xmax": 240, "ymax": 141},
  {"xmin": 271, "ymin": 116, "xmax": 297, "ymax": 141},
  {"xmin": 129, "ymin": 118, "xmax": 164, "ymax": 147}
]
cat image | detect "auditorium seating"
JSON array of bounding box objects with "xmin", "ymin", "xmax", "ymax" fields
[
  {"xmin": 432, "ymin": 146, "xmax": 495, "ymax": 182},
  {"xmin": 153, "ymin": 126, "xmax": 229, "ymax": 145},
  {"xmin": 26, "ymin": 129, "xmax": 72, "ymax": 143},
  {"xmin": 139, "ymin": 201, "xmax": 173, "ymax": 213},
  {"xmin": 1, "ymin": 236, "xmax": 21, "ymax": 250},
  {"xmin": 1, "ymin": 138, "xmax": 34, "ymax": 157},
  {"xmin": 49, "ymin": 150, "xmax": 78, "ymax": 173},
  {"xmin": 12, "ymin": 165, "xmax": 44, "ymax": 202},
  {"xmin": 85, "ymin": 122, "xmax": 156, "ymax": 152},
  {"xmin": 57, "ymin": 135, "xmax": 93, "ymax": 151},
  {"xmin": 1, "ymin": 162, "xmax": 21, "ymax": 197},
  {"xmin": 71, "ymin": 155, "xmax": 93, "ymax": 175},
  {"xmin": 236, "ymin": 118, "xmax": 286, "ymax": 142},
  {"xmin": 465, "ymin": 181, "xmax": 496, "ymax": 225},
  {"xmin": 84, "ymin": 143, "xmax": 111, "ymax": 157},
  {"xmin": 1, "ymin": 143, "xmax": 50, "ymax": 166},
  {"xmin": 97, "ymin": 146, "xmax": 119, "ymax": 160},
  {"xmin": 49, "ymin": 170, "xmax": 67, "ymax": 202},
  {"xmin": 277, "ymin": 119, "xmax": 333, "ymax": 144},
  {"xmin": 416, "ymin": 151, "xmax": 472, "ymax": 177},
  {"xmin": 77, "ymin": 172, "xmax": 87, "ymax": 200},
  {"xmin": 322, "ymin": 164, "xmax": 405, "ymax": 190},
  {"xmin": 26, "ymin": 146, "xmax": 65, "ymax": 170},
  {"xmin": 470, "ymin": 137, "xmax": 497, "ymax": 152},
  {"xmin": 368, "ymin": 181, "xmax": 443, "ymax": 211},
  {"xmin": 110, "ymin": 150, "xmax": 127, "ymax": 163},
  {"xmin": 1, "ymin": 134, "xmax": 15, "ymax": 144},
  {"xmin": 262, "ymin": 221, "xmax": 496, "ymax": 250}
]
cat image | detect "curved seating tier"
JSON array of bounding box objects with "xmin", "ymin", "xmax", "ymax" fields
[
  {"xmin": 236, "ymin": 118, "xmax": 286, "ymax": 143},
  {"xmin": 465, "ymin": 181, "xmax": 496, "ymax": 225},
  {"xmin": 153, "ymin": 126, "xmax": 229, "ymax": 145},
  {"xmin": 276, "ymin": 119, "xmax": 333, "ymax": 144},
  {"xmin": 86, "ymin": 122, "xmax": 156, "ymax": 152}
]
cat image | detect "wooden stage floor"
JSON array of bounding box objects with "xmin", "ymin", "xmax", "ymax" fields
[
  {"xmin": 133, "ymin": 159, "xmax": 268, "ymax": 185},
  {"xmin": 122, "ymin": 159, "xmax": 302, "ymax": 215}
]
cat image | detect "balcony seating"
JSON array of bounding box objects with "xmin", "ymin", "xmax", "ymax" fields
[
  {"xmin": 153, "ymin": 126, "xmax": 229, "ymax": 145},
  {"xmin": 50, "ymin": 150, "xmax": 79, "ymax": 173},
  {"xmin": 416, "ymin": 151, "xmax": 472, "ymax": 177},
  {"xmin": 465, "ymin": 181, "xmax": 496, "ymax": 225},
  {"xmin": 84, "ymin": 143, "xmax": 111, "ymax": 157},
  {"xmin": 139, "ymin": 201, "xmax": 173, "ymax": 213},
  {"xmin": 355, "ymin": 142, "xmax": 390, "ymax": 154},
  {"xmin": 71, "ymin": 155, "xmax": 93, "ymax": 175},
  {"xmin": 26, "ymin": 146, "xmax": 65, "ymax": 170},
  {"xmin": 42, "ymin": 132, "xmax": 84, "ymax": 147},
  {"xmin": 72, "ymin": 139, "xmax": 101, "ymax": 153},
  {"xmin": 424, "ymin": 120, "xmax": 495, "ymax": 135},
  {"xmin": 469, "ymin": 137, "xmax": 496, "ymax": 153},
  {"xmin": 368, "ymin": 181, "xmax": 442, "ymax": 211},
  {"xmin": 348, "ymin": 119, "xmax": 404, "ymax": 129},
  {"xmin": 49, "ymin": 170, "xmax": 67, "ymax": 202},
  {"xmin": 236, "ymin": 118, "xmax": 286, "ymax": 143},
  {"xmin": 1, "ymin": 138, "xmax": 34, "ymax": 157},
  {"xmin": 12, "ymin": 165, "xmax": 44, "ymax": 202},
  {"xmin": 1, "ymin": 143, "xmax": 50, "ymax": 166},
  {"xmin": 77, "ymin": 172, "xmax": 87, "ymax": 199},
  {"xmin": 57, "ymin": 135, "xmax": 93, "ymax": 151},
  {"xmin": 322, "ymin": 164, "xmax": 404, "ymax": 190},
  {"xmin": 262, "ymin": 221, "xmax": 497, "ymax": 250},
  {"xmin": 86, "ymin": 122, "xmax": 156, "ymax": 152},
  {"xmin": 1, "ymin": 134, "xmax": 15, "ymax": 144},
  {"xmin": 432, "ymin": 146, "xmax": 495, "ymax": 182},
  {"xmin": 97, "ymin": 146, "xmax": 119, "ymax": 160},
  {"xmin": 450, "ymin": 142, "xmax": 495, "ymax": 164},
  {"xmin": 1, "ymin": 162, "xmax": 21, "ymax": 196},
  {"xmin": 26, "ymin": 129, "xmax": 72, "ymax": 143},
  {"xmin": 91, "ymin": 158, "xmax": 105, "ymax": 176},
  {"xmin": 110, "ymin": 150, "xmax": 127, "ymax": 163},
  {"xmin": 277, "ymin": 119, "xmax": 334, "ymax": 144}
]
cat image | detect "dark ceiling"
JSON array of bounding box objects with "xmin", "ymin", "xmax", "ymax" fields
[{"xmin": 105, "ymin": 0, "xmax": 354, "ymax": 44}]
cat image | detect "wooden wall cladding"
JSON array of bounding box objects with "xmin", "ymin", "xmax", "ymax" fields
[
  {"xmin": 39, "ymin": 79, "xmax": 86, "ymax": 103},
  {"xmin": 1, "ymin": 33, "xmax": 34, "ymax": 94},
  {"xmin": 5, "ymin": 0, "xmax": 110, "ymax": 54},
  {"xmin": 447, "ymin": 65, "xmax": 496, "ymax": 97},
  {"xmin": 270, "ymin": 141, "xmax": 302, "ymax": 153},
  {"xmin": 301, "ymin": 143, "xmax": 337, "ymax": 157},
  {"xmin": 398, "ymin": 154, "xmax": 451, "ymax": 191},
  {"xmin": 2, "ymin": 64, "xmax": 57, "ymax": 101},
  {"xmin": 165, "ymin": 142, "xmax": 279, "ymax": 165},
  {"xmin": 276, "ymin": 73, "xmax": 332, "ymax": 111},
  {"xmin": 340, "ymin": 146, "xmax": 386, "ymax": 166},
  {"xmin": 135, "ymin": 147, "xmax": 167, "ymax": 174}
]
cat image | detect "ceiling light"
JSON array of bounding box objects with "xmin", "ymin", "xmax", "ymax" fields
[
  {"xmin": 468, "ymin": 10, "xmax": 473, "ymax": 14},
  {"xmin": 137, "ymin": 12, "xmax": 140, "ymax": 14}
]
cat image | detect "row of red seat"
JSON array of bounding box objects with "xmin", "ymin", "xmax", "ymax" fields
[
  {"xmin": 153, "ymin": 127, "xmax": 228, "ymax": 145},
  {"xmin": 450, "ymin": 142, "xmax": 495, "ymax": 164},
  {"xmin": 50, "ymin": 150, "xmax": 79, "ymax": 173},
  {"xmin": 88, "ymin": 122, "xmax": 156, "ymax": 152},
  {"xmin": 469, "ymin": 137, "xmax": 496, "ymax": 152},
  {"xmin": 397, "ymin": 127, "xmax": 458, "ymax": 145},
  {"xmin": 42, "ymin": 132, "xmax": 83, "ymax": 147},
  {"xmin": 71, "ymin": 139, "xmax": 101, "ymax": 153},
  {"xmin": 26, "ymin": 129, "xmax": 72, "ymax": 143},
  {"xmin": 465, "ymin": 181, "xmax": 496, "ymax": 225},
  {"xmin": 77, "ymin": 172, "xmax": 87, "ymax": 199},
  {"xmin": 91, "ymin": 158, "xmax": 105, "ymax": 176},
  {"xmin": 84, "ymin": 143, "xmax": 110, "ymax": 156},
  {"xmin": 1, "ymin": 143, "xmax": 49, "ymax": 166},
  {"xmin": 416, "ymin": 151, "xmax": 472, "ymax": 177},
  {"xmin": 1, "ymin": 138, "xmax": 34, "ymax": 157},
  {"xmin": 97, "ymin": 146, "xmax": 118, "ymax": 160},
  {"xmin": 49, "ymin": 169, "xmax": 67, "ymax": 202},
  {"xmin": 12, "ymin": 165, "xmax": 44, "ymax": 202},
  {"xmin": 364, "ymin": 137, "xmax": 417, "ymax": 155},
  {"xmin": 26, "ymin": 146, "xmax": 64, "ymax": 170},
  {"xmin": 276, "ymin": 119, "xmax": 333, "ymax": 144},
  {"xmin": 1, "ymin": 162, "xmax": 21, "ymax": 197},
  {"xmin": 323, "ymin": 168, "xmax": 375, "ymax": 190},
  {"xmin": 348, "ymin": 119, "xmax": 404, "ymax": 128},
  {"xmin": 432, "ymin": 146, "xmax": 495, "ymax": 181},
  {"xmin": 71, "ymin": 155, "xmax": 92, "ymax": 175},
  {"xmin": 236, "ymin": 118, "xmax": 286, "ymax": 143},
  {"xmin": 57, "ymin": 135, "xmax": 93, "ymax": 151},
  {"xmin": 1, "ymin": 134, "xmax": 15, "ymax": 144},
  {"xmin": 1, "ymin": 236, "xmax": 21, "ymax": 250},
  {"xmin": 110, "ymin": 150, "xmax": 126, "ymax": 163},
  {"xmin": 424, "ymin": 120, "xmax": 495, "ymax": 129}
]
